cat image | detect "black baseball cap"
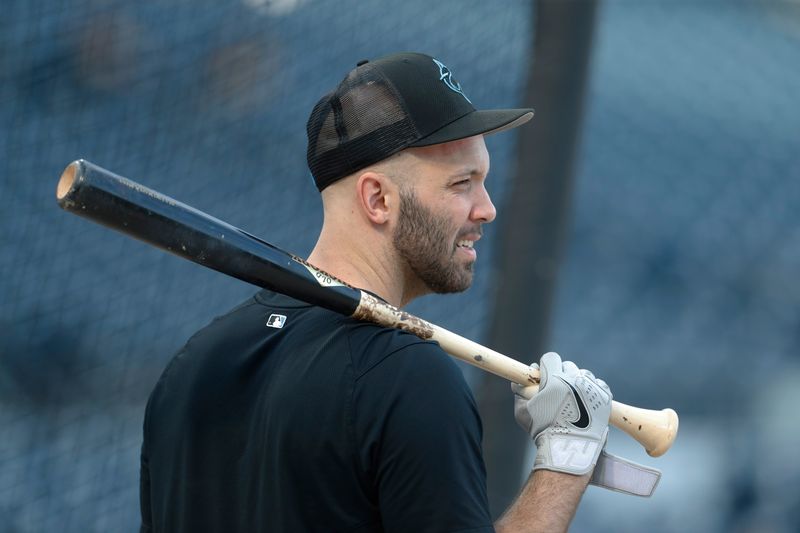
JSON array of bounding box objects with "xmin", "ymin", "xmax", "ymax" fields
[{"xmin": 306, "ymin": 52, "xmax": 534, "ymax": 191}]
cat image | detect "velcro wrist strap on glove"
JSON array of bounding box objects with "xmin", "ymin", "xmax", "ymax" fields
[
  {"xmin": 533, "ymin": 427, "xmax": 608, "ymax": 475},
  {"xmin": 589, "ymin": 450, "xmax": 662, "ymax": 497}
]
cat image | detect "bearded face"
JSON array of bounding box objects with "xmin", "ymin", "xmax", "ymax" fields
[{"xmin": 393, "ymin": 187, "xmax": 479, "ymax": 294}]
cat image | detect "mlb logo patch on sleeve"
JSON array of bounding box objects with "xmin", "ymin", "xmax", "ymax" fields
[{"xmin": 266, "ymin": 314, "xmax": 287, "ymax": 329}]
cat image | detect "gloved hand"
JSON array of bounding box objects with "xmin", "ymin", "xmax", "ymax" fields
[{"xmin": 512, "ymin": 352, "xmax": 612, "ymax": 475}]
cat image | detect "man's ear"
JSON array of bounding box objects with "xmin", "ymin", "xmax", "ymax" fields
[{"xmin": 356, "ymin": 171, "xmax": 395, "ymax": 225}]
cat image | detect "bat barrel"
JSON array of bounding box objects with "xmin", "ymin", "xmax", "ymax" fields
[
  {"xmin": 57, "ymin": 159, "xmax": 362, "ymax": 316},
  {"xmin": 57, "ymin": 162, "xmax": 79, "ymax": 200}
]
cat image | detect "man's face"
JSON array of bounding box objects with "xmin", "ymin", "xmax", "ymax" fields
[{"xmin": 391, "ymin": 136, "xmax": 495, "ymax": 294}]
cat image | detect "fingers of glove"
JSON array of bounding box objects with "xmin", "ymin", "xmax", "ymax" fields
[
  {"xmin": 512, "ymin": 392, "xmax": 533, "ymax": 434},
  {"xmin": 510, "ymin": 382, "xmax": 527, "ymax": 397},
  {"xmin": 562, "ymin": 360, "xmax": 580, "ymax": 378},
  {"xmin": 576, "ymin": 369, "xmax": 612, "ymax": 402},
  {"xmin": 511, "ymin": 383, "xmax": 539, "ymax": 400},
  {"xmin": 595, "ymin": 378, "xmax": 611, "ymax": 397},
  {"xmin": 538, "ymin": 352, "xmax": 563, "ymax": 387}
]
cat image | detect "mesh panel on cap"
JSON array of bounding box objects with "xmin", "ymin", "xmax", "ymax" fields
[{"xmin": 307, "ymin": 63, "xmax": 420, "ymax": 190}]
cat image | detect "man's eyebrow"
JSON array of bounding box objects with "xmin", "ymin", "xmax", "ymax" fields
[{"xmin": 449, "ymin": 168, "xmax": 488, "ymax": 180}]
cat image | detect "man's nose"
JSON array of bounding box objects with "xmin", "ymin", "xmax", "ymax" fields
[{"xmin": 472, "ymin": 185, "xmax": 497, "ymax": 224}]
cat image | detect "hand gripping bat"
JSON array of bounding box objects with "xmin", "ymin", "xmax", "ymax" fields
[{"xmin": 56, "ymin": 160, "xmax": 679, "ymax": 457}]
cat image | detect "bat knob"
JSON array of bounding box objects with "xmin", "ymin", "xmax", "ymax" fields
[{"xmin": 609, "ymin": 402, "xmax": 679, "ymax": 457}]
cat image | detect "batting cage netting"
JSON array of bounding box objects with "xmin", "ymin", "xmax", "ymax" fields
[{"xmin": 2, "ymin": 1, "xmax": 799, "ymax": 532}]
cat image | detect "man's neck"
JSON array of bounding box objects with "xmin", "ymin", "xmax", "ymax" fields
[{"xmin": 307, "ymin": 239, "xmax": 414, "ymax": 308}]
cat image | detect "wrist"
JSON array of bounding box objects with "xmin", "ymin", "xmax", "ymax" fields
[
  {"xmin": 495, "ymin": 469, "xmax": 590, "ymax": 533},
  {"xmin": 533, "ymin": 428, "xmax": 608, "ymax": 475}
]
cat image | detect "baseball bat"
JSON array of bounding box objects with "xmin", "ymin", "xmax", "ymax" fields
[{"xmin": 56, "ymin": 159, "xmax": 678, "ymax": 457}]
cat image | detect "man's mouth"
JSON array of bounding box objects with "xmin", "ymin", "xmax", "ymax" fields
[{"xmin": 455, "ymin": 239, "xmax": 477, "ymax": 261}]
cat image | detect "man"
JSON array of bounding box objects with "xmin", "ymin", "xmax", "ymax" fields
[{"xmin": 140, "ymin": 52, "xmax": 613, "ymax": 533}]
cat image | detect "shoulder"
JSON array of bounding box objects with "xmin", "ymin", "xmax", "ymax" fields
[
  {"xmin": 347, "ymin": 322, "xmax": 477, "ymax": 427},
  {"xmin": 342, "ymin": 320, "xmax": 463, "ymax": 383}
]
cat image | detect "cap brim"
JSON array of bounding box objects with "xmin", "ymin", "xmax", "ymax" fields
[{"xmin": 409, "ymin": 108, "xmax": 534, "ymax": 147}]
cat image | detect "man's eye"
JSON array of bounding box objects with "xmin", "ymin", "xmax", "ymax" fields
[{"xmin": 453, "ymin": 179, "xmax": 471, "ymax": 187}]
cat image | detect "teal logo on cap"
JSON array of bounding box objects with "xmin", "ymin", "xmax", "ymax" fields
[{"xmin": 432, "ymin": 58, "xmax": 471, "ymax": 104}]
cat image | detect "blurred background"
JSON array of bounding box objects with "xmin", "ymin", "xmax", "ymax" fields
[{"xmin": 2, "ymin": 0, "xmax": 799, "ymax": 531}]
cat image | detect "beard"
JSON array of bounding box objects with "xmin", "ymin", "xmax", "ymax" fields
[{"xmin": 393, "ymin": 188, "xmax": 477, "ymax": 294}]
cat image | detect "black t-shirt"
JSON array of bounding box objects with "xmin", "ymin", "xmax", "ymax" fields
[{"xmin": 140, "ymin": 290, "xmax": 494, "ymax": 533}]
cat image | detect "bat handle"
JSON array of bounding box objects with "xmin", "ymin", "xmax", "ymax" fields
[{"xmin": 358, "ymin": 290, "xmax": 681, "ymax": 457}]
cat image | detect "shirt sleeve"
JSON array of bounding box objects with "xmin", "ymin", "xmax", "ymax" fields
[{"xmin": 352, "ymin": 341, "xmax": 495, "ymax": 533}]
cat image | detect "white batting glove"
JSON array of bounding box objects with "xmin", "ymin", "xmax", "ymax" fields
[{"xmin": 512, "ymin": 352, "xmax": 612, "ymax": 475}]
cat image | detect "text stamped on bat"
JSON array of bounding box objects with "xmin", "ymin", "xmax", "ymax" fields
[{"xmin": 301, "ymin": 262, "xmax": 345, "ymax": 287}]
